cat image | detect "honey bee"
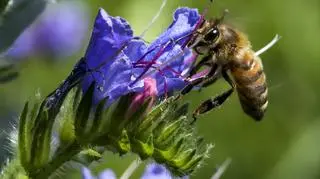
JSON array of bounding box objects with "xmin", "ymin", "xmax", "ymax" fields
[{"xmin": 181, "ymin": 11, "xmax": 271, "ymax": 121}]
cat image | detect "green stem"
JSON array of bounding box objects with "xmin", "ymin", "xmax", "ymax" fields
[{"xmin": 30, "ymin": 141, "xmax": 81, "ymax": 179}]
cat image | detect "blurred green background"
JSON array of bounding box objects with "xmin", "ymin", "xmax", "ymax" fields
[{"xmin": 0, "ymin": 0, "xmax": 319, "ymax": 178}]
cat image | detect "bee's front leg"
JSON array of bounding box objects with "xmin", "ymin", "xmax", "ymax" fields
[{"xmin": 189, "ymin": 55, "xmax": 212, "ymax": 76}]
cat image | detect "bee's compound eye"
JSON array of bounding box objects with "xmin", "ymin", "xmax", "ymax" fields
[{"xmin": 204, "ymin": 27, "xmax": 220, "ymax": 42}]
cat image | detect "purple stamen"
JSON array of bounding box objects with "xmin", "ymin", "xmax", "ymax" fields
[{"xmin": 130, "ymin": 41, "xmax": 170, "ymax": 86}]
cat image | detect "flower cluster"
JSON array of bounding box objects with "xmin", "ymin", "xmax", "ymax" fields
[{"xmin": 0, "ymin": 5, "xmax": 214, "ymax": 179}]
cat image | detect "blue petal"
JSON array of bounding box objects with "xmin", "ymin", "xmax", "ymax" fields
[
  {"xmin": 140, "ymin": 7, "xmax": 201, "ymax": 96},
  {"xmin": 82, "ymin": 51, "xmax": 144, "ymax": 105},
  {"xmin": 81, "ymin": 167, "xmax": 95, "ymax": 179},
  {"xmin": 151, "ymin": 7, "xmax": 200, "ymax": 48},
  {"xmin": 98, "ymin": 169, "xmax": 116, "ymax": 179},
  {"xmin": 84, "ymin": 8, "xmax": 133, "ymax": 69},
  {"xmin": 82, "ymin": 9, "xmax": 146, "ymax": 105},
  {"xmin": 141, "ymin": 163, "xmax": 172, "ymax": 179}
]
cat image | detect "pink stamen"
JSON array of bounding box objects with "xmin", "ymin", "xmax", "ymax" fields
[
  {"xmin": 190, "ymin": 68, "xmax": 210, "ymax": 81},
  {"xmin": 127, "ymin": 77, "xmax": 158, "ymax": 119},
  {"xmin": 185, "ymin": 52, "xmax": 198, "ymax": 64}
]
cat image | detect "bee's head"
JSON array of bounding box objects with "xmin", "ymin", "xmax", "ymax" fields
[{"xmin": 190, "ymin": 10, "xmax": 228, "ymax": 54}]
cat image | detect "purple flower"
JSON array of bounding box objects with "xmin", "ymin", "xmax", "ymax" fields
[
  {"xmin": 81, "ymin": 7, "xmax": 201, "ymax": 105},
  {"xmin": 81, "ymin": 167, "xmax": 116, "ymax": 179},
  {"xmin": 141, "ymin": 163, "xmax": 174, "ymax": 179},
  {"xmin": 4, "ymin": 1, "xmax": 89, "ymax": 60}
]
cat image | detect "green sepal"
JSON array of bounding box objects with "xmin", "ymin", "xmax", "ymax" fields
[
  {"xmin": 171, "ymin": 149, "xmax": 197, "ymax": 169},
  {"xmin": 107, "ymin": 129, "xmax": 131, "ymax": 155},
  {"xmin": 135, "ymin": 98, "xmax": 175, "ymax": 143},
  {"xmin": 90, "ymin": 97, "xmax": 108, "ymax": 136},
  {"xmin": 179, "ymin": 155, "xmax": 204, "ymax": 174},
  {"xmin": 130, "ymin": 135, "xmax": 154, "ymax": 160},
  {"xmin": 73, "ymin": 148, "xmax": 103, "ymax": 165},
  {"xmin": 154, "ymin": 117, "xmax": 184, "ymax": 149},
  {"xmin": 137, "ymin": 97, "xmax": 173, "ymax": 133},
  {"xmin": 18, "ymin": 102, "xmax": 30, "ymax": 170},
  {"xmin": 75, "ymin": 83, "xmax": 94, "ymax": 142},
  {"xmin": 58, "ymin": 89, "xmax": 78, "ymax": 146},
  {"xmin": 127, "ymin": 97, "xmax": 153, "ymax": 140},
  {"xmin": 153, "ymin": 137, "xmax": 184, "ymax": 164},
  {"xmin": 108, "ymin": 94, "xmax": 132, "ymax": 135},
  {"xmin": 171, "ymin": 103, "xmax": 189, "ymax": 121},
  {"xmin": 30, "ymin": 109, "xmax": 51, "ymax": 170},
  {"xmin": 18, "ymin": 92, "xmax": 42, "ymax": 172}
]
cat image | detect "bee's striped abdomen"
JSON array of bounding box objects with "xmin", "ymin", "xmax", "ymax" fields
[{"xmin": 230, "ymin": 51, "xmax": 268, "ymax": 121}]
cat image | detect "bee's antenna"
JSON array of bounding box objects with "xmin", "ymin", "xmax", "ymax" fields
[
  {"xmin": 203, "ymin": 0, "xmax": 215, "ymax": 17},
  {"xmin": 255, "ymin": 34, "xmax": 281, "ymax": 56},
  {"xmin": 216, "ymin": 9, "xmax": 229, "ymax": 24}
]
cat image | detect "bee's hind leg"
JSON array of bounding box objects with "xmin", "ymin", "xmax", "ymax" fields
[
  {"xmin": 192, "ymin": 88, "xmax": 233, "ymax": 122},
  {"xmin": 192, "ymin": 70, "xmax": 235, "ymax": 121}
]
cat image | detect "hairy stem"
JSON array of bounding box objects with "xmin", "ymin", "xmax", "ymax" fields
[
  {"xmin": 30, "ymin": 141, "xmax": 81, "ymax": 179},
  {"xmin": 0, "ymin": 159, "xmax": 27, "ymax": 179}
]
